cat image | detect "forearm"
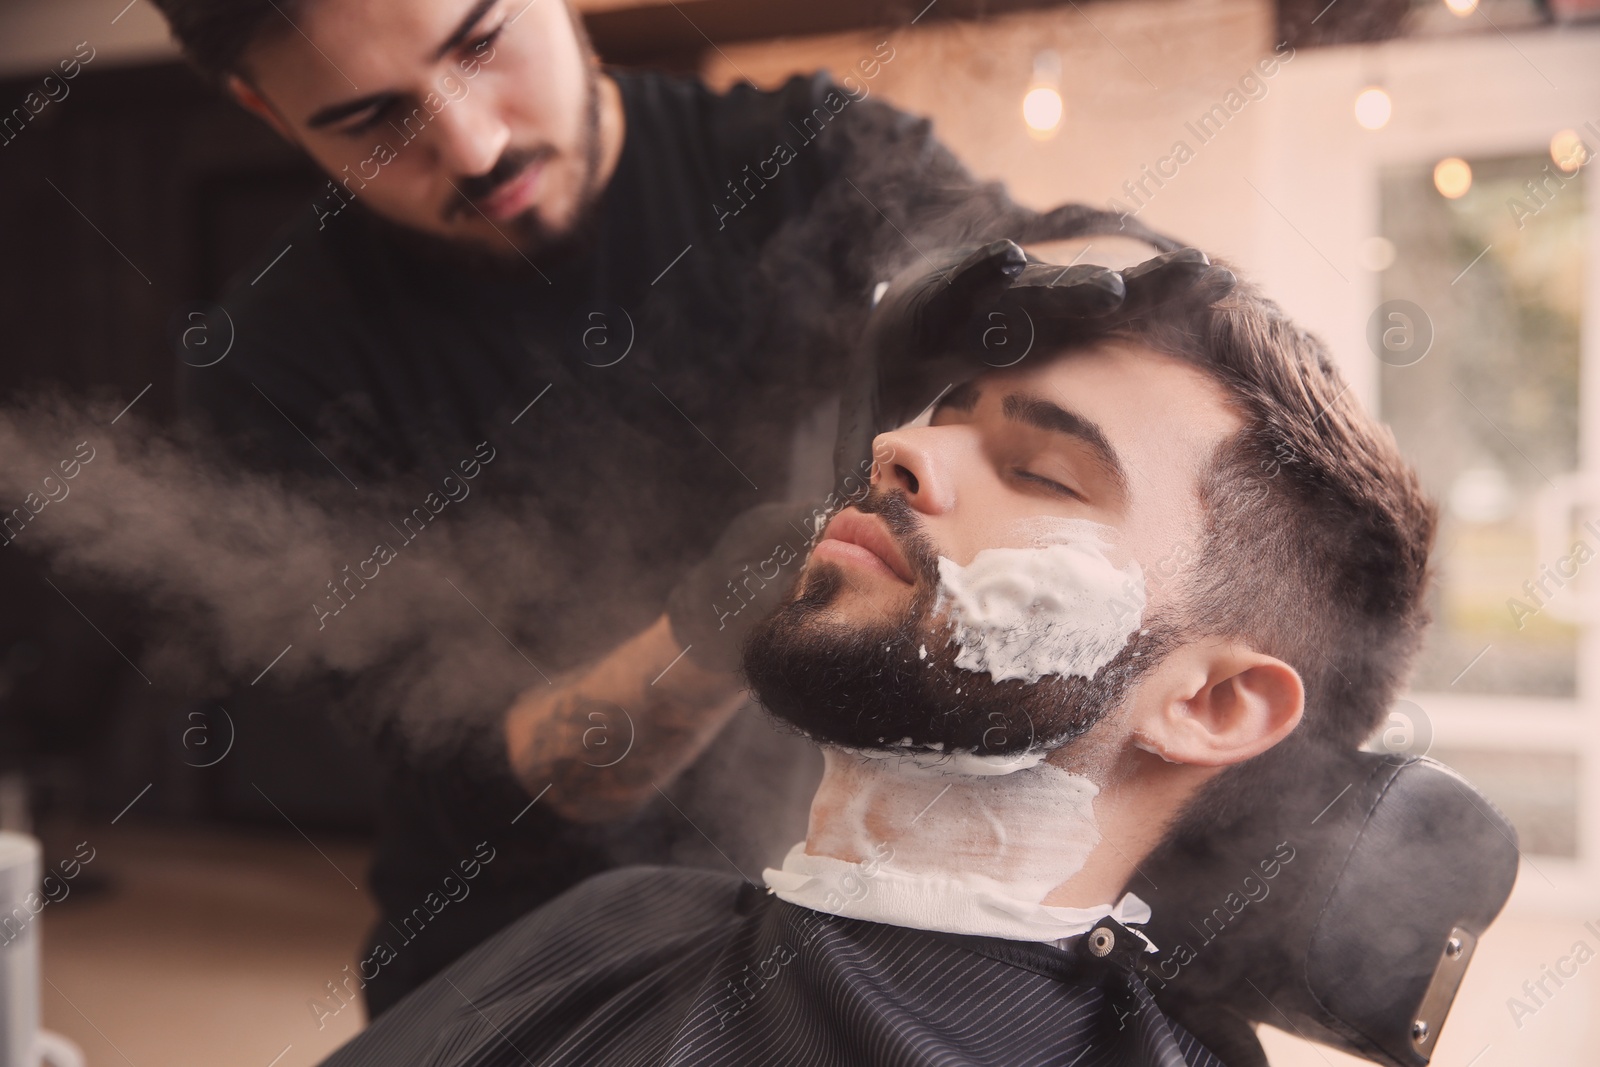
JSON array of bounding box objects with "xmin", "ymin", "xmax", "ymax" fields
[{"xmin": 503, "ymin": 614, "xmax": 748, "ymax": 823}]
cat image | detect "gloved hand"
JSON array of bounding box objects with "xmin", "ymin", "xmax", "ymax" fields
[
  {"xmin": 833, "ymin": 241, "xmax": 1237, "ymax": 490},
  {"xmin": 665, "ymin": 498, "xmax": 826, "ymax": 673}
]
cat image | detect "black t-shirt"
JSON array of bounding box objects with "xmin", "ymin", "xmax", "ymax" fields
[{"xmin": 180, "ymin": 68, "xmax": 1133, "ymax": 1015}]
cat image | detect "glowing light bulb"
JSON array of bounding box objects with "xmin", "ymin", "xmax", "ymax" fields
[
  {"xmin": 1359, "ymin": 236, "xmax": 1397, "ymax": 272},
  {"xmin": 1354, "ymin": 86, "xmax": 1392, "ymax": 130},
  {"xmin": 1022, "ymin": 50, "xmax": 1063, "ymax": 140},
  {"xmin": 1444, "ymin": 0, "xmax": 1478, "ymax": 15},
  {"xmin": 1023, "ymin": 86, "xmax": 1064, "ymax": 135},
  {"xmin": 1433, "ymin": 157, "xmax": 1472, "ymax": 199},
  {"xmin": 1551, "ymin": 129, "xmax": 1589, "ymax": 173}
]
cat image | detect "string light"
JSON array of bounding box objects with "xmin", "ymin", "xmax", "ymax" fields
[
  {"xmin": 1359, "ymin": 236, "xmax": 1397, "ymax": 272},
  {"xmin": 1433, "ymin": 157, "xmax": 1472, "ymax": 199},
  {"xmin": 1550, "ymin": 129, "xmax": 1589, "ymax": 173},
  {"xmin": 1444, "ymin": 0, "xmax": 1478, "ymax": 15},
  {"xmin": 1354, "ymin": 86, "xmax": 1392, "ymax": 130}
]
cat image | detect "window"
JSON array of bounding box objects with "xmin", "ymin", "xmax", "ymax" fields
[{"xmin": 1379, "ymin": 152, "xmax": 1585, "ymax": 701}]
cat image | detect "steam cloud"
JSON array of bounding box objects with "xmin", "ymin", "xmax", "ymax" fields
[{"xmin": 0, "ymin": 393, "xmax": 592, "ymax": 766}]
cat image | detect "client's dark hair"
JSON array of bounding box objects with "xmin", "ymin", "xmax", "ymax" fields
[
  {"xmin": 148, "ymin": 0, "xmax": 303, "ymax": 82},
  {"xmin": 1082, "ymin": 266, "xmax": 1437, "ymax": 820}
]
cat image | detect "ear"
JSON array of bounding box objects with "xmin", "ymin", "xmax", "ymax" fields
[
  {"xmin": 1132, "ymin": 638, "xmax": 1304, "ymax": 767},
  {"xmin": 225, "ymin": 74, "xmax": 295, "ymax": 142}
]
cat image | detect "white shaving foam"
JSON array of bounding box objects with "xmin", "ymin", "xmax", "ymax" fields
[
  {"xmin": 818, "ymin": 749, "xmax": 1101, "ymax": 898},
  {"xmin": 763, "ymin": 748, "xmax": 1120, "ymax": 940},
  {"xmin": 935, "ymin": 522, "xmax": 1145, "ymax": 684},
  {"xmin": 851, "ymin": 743, "xmax": 1048, "ymax": 777}
]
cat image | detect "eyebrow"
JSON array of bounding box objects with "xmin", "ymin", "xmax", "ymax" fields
[
  {"xmin": 305, "ymin": 0, "xmax": 497, "ymax": 129},
  {"xmin": 307, "ymin": 93, "xmax": 393, "ymax": 129},
  {"xmin": 433, "ymin": 0, "xmax": 499, "ymax": 61},
  {"xmin": 1002, "ymin": 393, "xmax": 1129, "ymax": 498}
]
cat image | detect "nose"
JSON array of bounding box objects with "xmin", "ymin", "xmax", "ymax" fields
[
  {"xmin": 870, "ymin": 426, "xmax": 964, "ymax": 515},
  {"xmin": 428, "ymin": 91, "xmax": 509, "ymax": 178}
]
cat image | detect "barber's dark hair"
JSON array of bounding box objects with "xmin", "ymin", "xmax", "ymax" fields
[
  {"xmin": 148, "ymin": 0, "xmax": 304, "ymax": 82},
  {"xmin": 1087, "ymin": 267, "xmax": 1436, "ymax": 798}
]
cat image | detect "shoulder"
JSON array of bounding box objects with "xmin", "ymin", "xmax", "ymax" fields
[
  {"xmin": 615, "ymin": 68, "xmax": 921, "ymax": 184},
  {"xmin": 222, "ymin": 203, "xmax": 365, "ymax": 319},
  {"xmin": 319, "ymin": 867, "xmax": 751, "ymax": 1066},
  {"xmin": 394, "ymin": 865, "xmax": 751, "ymax": 989},
  {"xmin": 421, "ymin": 867, "xmax": 749, "ymax": 1023},
  {"xmin": 617, "ymin": 68, "xmax": 831, "ymax": 139},
  {"xmin": 180, "ymin": 210, "xmax": 380, "ymax": 408},
  {"xmin": 508, "ymin": 865, "xmax": 749, "ymax": 948},
  {"xmin": 713, "ymin": 69, "xmax": 932, "ymax": 169}
]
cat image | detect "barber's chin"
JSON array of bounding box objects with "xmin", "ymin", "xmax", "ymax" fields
[
  {"xmin": 443, "ymin": 211, "xmax": 561, "ymax": 262},
  {"xmin": 797, "ymin": 561, "xmax": 913, "ymax": 612}
]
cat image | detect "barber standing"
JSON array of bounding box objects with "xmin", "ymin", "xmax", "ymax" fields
[{"xmin": 151, "ymin": 0, "xmax": 1149, "ymax": 1016}]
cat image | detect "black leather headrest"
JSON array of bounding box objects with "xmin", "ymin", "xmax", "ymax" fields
[{"xmin": 1137, "ymin": 748, "xmax": 1519, "ymax": 1067}]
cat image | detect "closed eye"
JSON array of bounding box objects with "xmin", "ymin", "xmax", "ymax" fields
[
  {"xmin": 338, "ymin": 98, "xmax": 398, "ymax": 137},
  {"xmin": 1013, "ymin": 468, "xmax": 1084, "ymax": 502},
  {"xmin": 462, "ymin": 23, "xmax": 504, "ymax": 55}
]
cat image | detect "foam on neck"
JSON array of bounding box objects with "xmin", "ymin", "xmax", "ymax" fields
[{"xmin": 804, "ymin": 745, "xmax": 1101, "ymax": 904}]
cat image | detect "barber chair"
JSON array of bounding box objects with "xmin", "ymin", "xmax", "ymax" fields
[{"xmin": 1138, "ymin": 747, "xmax": 1519, "ymax": 1067}]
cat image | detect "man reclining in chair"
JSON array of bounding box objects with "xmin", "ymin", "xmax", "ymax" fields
[{"xmin": 318, "ymin": 244, "xmax": 1438, "ymax": 1067}]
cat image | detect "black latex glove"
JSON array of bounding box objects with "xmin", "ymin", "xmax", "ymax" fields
[
  {"xmin": 833, "ymin": 241, "xmax": 1236, "ymax": 490},
  {"xmin": 665, "ymin": 499, "xmax": 825, "ymax": 674}
]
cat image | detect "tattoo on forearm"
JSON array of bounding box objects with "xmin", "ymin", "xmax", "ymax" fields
[{"xmin": 518, "ymin": 686, "xmax": 738, "ymax": 819}]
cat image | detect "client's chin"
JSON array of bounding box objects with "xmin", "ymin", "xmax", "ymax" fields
[{"xmin": 741, "ymin": 556, "xmax": 1174, "ymax": 760}]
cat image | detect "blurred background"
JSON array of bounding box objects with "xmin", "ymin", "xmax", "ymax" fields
[{"xmin": 0, "ymin": 0, "xmax": 1597, "ymax": 1063}]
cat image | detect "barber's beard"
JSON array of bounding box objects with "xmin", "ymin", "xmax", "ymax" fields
[
  {"xmin": 368, "ymin": 56, "xmax": 604, "ymax": 278},
  {"xmin": 388, "ymin": 58, "xmax": 608, "ymax": 273},
  {"xmin": 742, "ymin": 490, "xmax": 1177, "ymax": 758},
  {"xmin": 484, "ymin": 57, "xmax": 608, "ymax": 263}
]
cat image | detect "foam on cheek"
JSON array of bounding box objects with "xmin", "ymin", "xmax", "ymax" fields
[{"xmin": 934, "ymin": 520, "xmax": 1146, "ymax": 684}]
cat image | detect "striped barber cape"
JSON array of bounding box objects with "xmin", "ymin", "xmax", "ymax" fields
[{"xmin": 319, "ymin": 866, "xmax": 1227, "ymax": 1067}]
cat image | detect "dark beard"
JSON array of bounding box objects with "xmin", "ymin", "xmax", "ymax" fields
[
  {"xmin": 741, "ymin": 490, "xmax": 1176, "ymax": 757},
  {"xmin": 462, "ymin": 54, "xmax": 608, "ymax": 265},
  {"xmin": 371, "ymin": 50, "xmax": 608, "ymax": 274}
]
